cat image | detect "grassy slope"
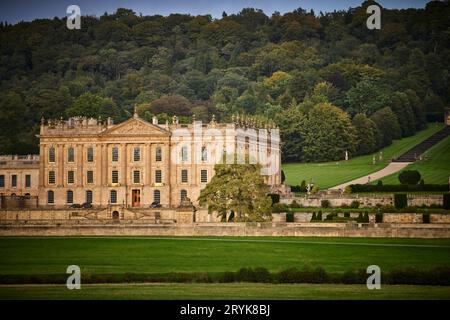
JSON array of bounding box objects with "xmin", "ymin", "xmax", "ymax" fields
[
  {"xmin": 0, "ymin": 283, "xmax": 449, "ymax": 300},
  {"xmin": 0, "ymin": 237, "xmax": 449, "ymax": 275},
  {"xmin": 282, "ymin": 124, "xmax": 444, "ymax": 189},
  {"xmin": 374, "ymin": 135, "xmax": 450, "ymax": 185}
]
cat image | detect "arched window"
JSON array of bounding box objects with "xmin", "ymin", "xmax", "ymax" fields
[
  {"xmin": 180, "ymin": 189, "xmax": 187, "ymax": 202},
  {"xmin": 110, "ymin": 190, "xmax": 117, "ymax": 204},
  {"xmin": 201, "ymin": 146, "xmax": 208, "ymax": 162},
  {"xmin": 66, "ymin": 190, "xmax": 73, "ymax": 204},
  {"xmin": 86, "ymin": 190, "xmax": 93, "ymax": 204},
  {"xmin": 47, "ymin": 190, "xmax": 54, "ymax": 204},
  {"xmin": 153, "ymin": 190, "xmax": 160, "ymax": 204}
]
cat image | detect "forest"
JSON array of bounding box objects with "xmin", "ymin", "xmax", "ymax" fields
[{"xmin": 0, "ymin": 0, "xmax": 448, "ymax": 162}]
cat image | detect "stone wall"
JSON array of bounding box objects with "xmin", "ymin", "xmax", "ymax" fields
[
  {"xmin": 281, "ymin": 194, "xmax": 444, "ymax": 207},
  {"xmin": 0, "ymin": 222, "xmax": 449, "ymax": 238}
]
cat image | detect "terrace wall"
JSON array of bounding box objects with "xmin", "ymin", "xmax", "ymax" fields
[{"xmin": 0, "ymin": 220, "xmax": 449, "ymax": 238}]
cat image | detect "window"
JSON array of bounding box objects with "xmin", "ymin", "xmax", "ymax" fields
[
  {"xmin": 11, "ymin": 175, "xmax": 17, "ymax": 188},
  {"xmin": 111, "ymin": 170, "xmax": 119, "ymax": 184},
  {"xmin": 180, "ymin": 189, "xmax": 187, "ymax": 201},
  {"xmin": 25, "ymin": 175, "xmax": 31, "ymax": 188},
  {"xmin": 67, "ymin": 147, "xmax": 75, "ymax": 163},
  {"xmin": 48, "ymin": 147, "xmax": 55, "ymax": 163},
  {"xmin": 181, "ymin": 169, "xmax": 188, "ymax": 183},
  {"xmin": 133, "ymin": 147, "xmax": 140, "ymax": 162},
  {"xmin": 112, "ymin": 147, "xmax": 119, "ymax": 162},
  {"xmin": 47, "ymin": 190, "xmax": 54, "ymax": 204},
  {"xmin": 155, "ymin": 147, "xmax": 162, "ymax": 161},
  {"xmin": 133, "ymin": 170, "xmax": 140, "ymax": 184},
  {"xmin": 153, "ymin": 190, "xmax": 160, "ymax": 203},
  {"xmin": 87, "ymin": 171, "xmax": 94, "ymax": 184},
  {"xmin": 110, "ymin": 190, "xmax": 117, "ymax": 204},
  {"xmin": 0, "ymin": 175, "xmax": 4, "ymax": 188},
  {"xmin": 201, "ymin": 170, "xmax": 208, "ymax": 183},
  {"xmin": 87, "ymin": 147, "xmax": 94, "ymax": 162},
  {"xmin": 67, "ymin": 190, "xmax": 73, "ymax": 204},
  {"xmin": 181, "ymin": 146, "xmax": 188, "ymax": 162},
  {"xmin": 155, "ymin": 170, "xmax": 162, "ymax": 183},
  {"xmin": 67, "ymin": 171, "xmax": 75, "ymax": 184},
  {"xmin": 86, "ymin": 190, "xmax": 93, "ymax": 204},
  {"xmin": 201, "ymin": 146, "xmax": 208, "ymax": 162},
  {"xmin": 48, "ymin": 171, "xmax": 56, "ymax": 184}
]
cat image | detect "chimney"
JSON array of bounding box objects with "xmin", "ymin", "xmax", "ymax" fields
[{"xmin": 152, "ymin": 116, "xmax": 158, "ymax": 125}]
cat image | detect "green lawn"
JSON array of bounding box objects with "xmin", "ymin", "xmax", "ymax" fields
[
  {"xmin": 282, "ymin": 124, "xmax": 444, "ymax": 189},
  {"xmin": 374, "ymin": 135, "xmax": 450, "ymax": 185},
  {"xmin": 1, "ymin": 283, "xmax": 449, "ymax": 300},
  {"xmin": 1, "ymin": 237, "xmax": 449, "ymax": 276}
]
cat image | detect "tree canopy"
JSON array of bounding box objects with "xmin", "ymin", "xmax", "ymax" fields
[{"xmin": 0, "ymin": 1, "xmax": 449, "ymax": 159}]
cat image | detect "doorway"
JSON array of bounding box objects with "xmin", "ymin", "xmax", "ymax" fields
[
  {"xmin": 132, "ymin": 189, "xmax": 140, "ymax": 207},
  {"xmin": 112, "ymin": 211, "xmax": 119, "ymax": 220}
]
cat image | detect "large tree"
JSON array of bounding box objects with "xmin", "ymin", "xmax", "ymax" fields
[
  {"xmin": 352, "ymin": 113, "xmax": 380, "ymax": 155},
  {"xmin": 302, "ymin": 103, "xmax": 357, "ymax": 162},
  {"xmin": 370, "ymin": 107, "xmax": 401, "ymax": 147},
  {"xmin": 198, "ymin": 164, "xmax": 272, "ymax": 222}
]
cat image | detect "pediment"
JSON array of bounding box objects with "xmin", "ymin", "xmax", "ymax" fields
[{"xmin": 102, "ymin": 118, "xmax": 169, "ymax": 136}]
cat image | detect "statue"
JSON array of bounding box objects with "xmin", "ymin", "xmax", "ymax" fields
[{"xmin": 345, "ymin": 150, "xmax": 349, "ymax": 161}]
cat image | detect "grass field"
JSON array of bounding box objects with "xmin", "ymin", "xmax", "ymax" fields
[
  {"xmin": 1, "ymin": 237, "xmax": 449, "ymax": 276},
  {"xmin": 282, "ymin": 124, "xmax": 444, "ymax": 189},
  {"xmin": 374, "ymin": 135, "xmax": 450, "ymax": 185},
  {"xmin": 1, "ymin": 283, "xmax": 449, "ymax": 300}
]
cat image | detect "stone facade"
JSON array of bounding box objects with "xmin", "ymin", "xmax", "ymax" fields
[{"xmin": 0, "ymin": 112, "xmax": 281, "ymax": 211}]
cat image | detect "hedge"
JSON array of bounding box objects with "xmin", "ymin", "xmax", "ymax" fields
[
  {"xmin": 444, "ymin": 194, "xmax": 450, "ymax": 210},
  {"xmin": 348, "ymin": 184, "xmax": 449, "ymax": 193},
  {"xmin": 2, "ymin": 267, "xmax": 449, "ymax": 285},
  {"xmin": 394, "ymin": 194, "xmax": 408, "ymax": 209}
]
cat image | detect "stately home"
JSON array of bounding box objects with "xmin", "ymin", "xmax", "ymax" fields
[{"xmin": 0, "ymin": 110, "xmax": 281, "ymax": 210}]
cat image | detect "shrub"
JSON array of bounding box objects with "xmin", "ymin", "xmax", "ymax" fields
[
  {"xmin": 375, "ymin": 212, "xmax": 383, "ymax": 223},
  {"xmin": 268, "ymin": 193, "xmax": 280, "ymax": 205},
  {"xmin": 317, "ymin": 211, "xmax": 323, "ymax": 221},
  {"xmin": 220, "ymin": 272, "xmax": 235, "ymax": 283},
  {"xmin": 377, "ymin": 180, "xmax": 383, "ymax": 186},
  {"xmin": 394, "ymin": 194, "xmax": 408, "ymax": 209},
  {"xmin": 398, "ymin": 170, "xmax": 421, "ymax": 185},
  {"xmin": 289, "ymin": 200, "xmax": 301, "ymax": 208},
  {"xmin": 356, "ymin": 212, "xmax": 363, "ymax": 223},
  {"xmin": 300, "ymin": 180, "xmax": 307, "ymax": 192},
  {"xmin": 311, "ymin": 212, "xmax": 317, "ymax": 221},
  {"xmin": 321, "ymin": 199, "xmax": 331, "ymax": 208},
  {"xmin": 325, "ymin": 213, "xmax": 337, "ymax": 221},
  {"xmin": 363, "ymin": 212, "xmax": 369, "ymax": 222},
  {"xmin": 381, "ymin": 204, "xmax": 396, "ymax": 213},
  {"xmin": 253, "ymin": 267, "xmax": 272, "ymax": 283},
  {"xmin": 311, "ymin": 185, "xmax": 320, "ymax": 194},
  {"xmin": 271, "ymin": 203, "xmax": 287, "ymax": 213},
  {"xmin": 349, "ymin": 200, "xmax": 360, "ymax": 209},
  {"xmin": 444, "ymin": 194, "xmax": 450, "ymax": 210},
  {"xmin": 344, "ymin": 212, "xmax": 350, "ymax": 218},
  {"xmin": 286, "ymin": 212, "xmax": 294, "ymax": 222},
  {"xmin": 278, "ymin": 267, "xmax": 301, "ymax": 283},
  {"xmin": 235, "ymin": 268, "xmax": 255, "ymax": 282},
  {"xmin": 422, "ymin": 213, "xmax": 430, "ymax": 224}
]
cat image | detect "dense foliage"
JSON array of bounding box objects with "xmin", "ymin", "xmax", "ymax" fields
[
  {"xmin": 398, "ymin": 170, "xmax": 422, "ymax": 185},
  {"xmin": 0, "ymin": 1, "xmax": 449, "ymax": 161}
]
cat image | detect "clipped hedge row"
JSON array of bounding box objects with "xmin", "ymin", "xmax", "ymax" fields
[
  {"xmin": 2, "ymin": 267, "xmax": 449, "ymax": 285},
  {"xmin": 348, "ymin": 184, "xmax": 449, "ymax": 193}
]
